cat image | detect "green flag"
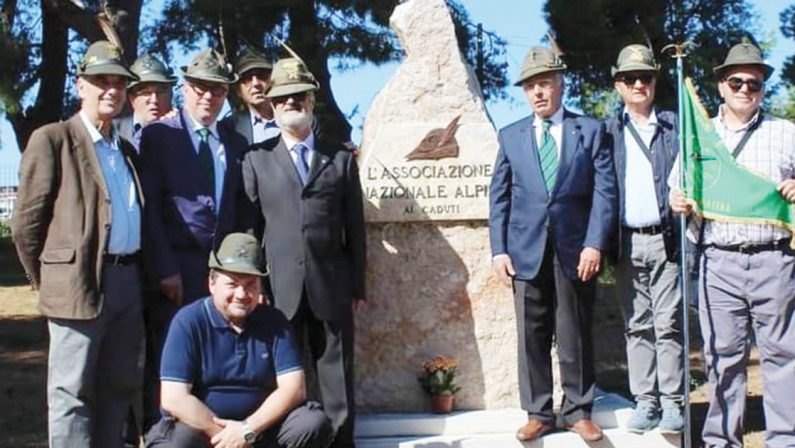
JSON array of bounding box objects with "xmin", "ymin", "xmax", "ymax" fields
[{"xmin": 680, "ymin": 77, "xmax": 795, "ymax": 241}]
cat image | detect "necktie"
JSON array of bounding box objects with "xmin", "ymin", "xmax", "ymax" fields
[
  {"xmin": 293, "ymin": 143, "xmax": 310, "ymax": 184},
  {"xmin": 539, "ymin": 120, "xmax": 558, "ymax": 192},
  {"xmin": 196, "ymin": 128, "xmax": 215, "ymax": 192}
]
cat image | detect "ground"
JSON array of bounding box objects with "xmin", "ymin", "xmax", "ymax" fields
[{"xmin": 0, "ymin": 243, "xmax": 766, "ymax": 447}]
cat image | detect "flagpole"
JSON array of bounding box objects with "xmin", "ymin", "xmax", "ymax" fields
[{"xmin": 663, "ymin": 41, "xmax": 694, "ymax": 448}]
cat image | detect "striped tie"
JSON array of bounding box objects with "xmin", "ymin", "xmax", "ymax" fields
[{"xmin": 539, "ymin": 120, "xmax": 558, "ymax": 192}]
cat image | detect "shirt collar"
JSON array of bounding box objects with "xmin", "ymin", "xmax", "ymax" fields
[
  {"xmin": 79, "ymin": 111, "xmax": 119, "ymax": 146},
  {"xmin": 716, "ymin": 104, "xmax": 762, "ymax": 132},
  {"xmin": 283, "ymin": 131, "xmax": 315, "ymax": 153},
  {"xmin": 533, "ymin": 106, "xmax": 564, "ymax": 128},
  {"xmin": 249, "ymin": 108, "xmax": 276, "ymax": 127},
  {"xmin": 186, "ymin": 111, "xmax": 219, "ymax": 139},
  {"xmin": 622, "ymin": 107, "xmax": 658, "ymax": 127}
]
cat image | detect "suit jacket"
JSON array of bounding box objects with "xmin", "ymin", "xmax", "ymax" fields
[
  {"xmin": 489, "ymin": 110, "xmax": 617, "ymax": 280},
  {"xmin": 604, "ymin": 109, "xmax": 680, "ymax": 261},
  {"xmin": 139, "ymin": 109, "xmax": 248, "ymax": 300},
  {"xmin": 12, "ymin": 113, "xmax": 144, "ymax": 319},
  {"xmin": 114, "ymin": 115, "xmax": 141, "ymax": 151},
  {"xmin": 241, "ymin": 135, "xmax": 366, "ymax": 322},
  {"xmin": 221, "ymin": 110, "xmax": 255, "ymax": 146}
]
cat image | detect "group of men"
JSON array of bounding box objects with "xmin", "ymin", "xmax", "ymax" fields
[
  {"xmin": 12, "ymin": 40, "xmax": 363, "ymax": 448},
  {"xmin": 9, "ymin": 26, "xmax": 795, "ymax": 448},
  {"xmin": 489, "ymin": 39, "xmax": 795, "ymax": 447}
]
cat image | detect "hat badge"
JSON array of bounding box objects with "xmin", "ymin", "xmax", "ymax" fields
[
  {"xmin": 628, "ymin": 46, "xmax": 646, "ymax": 62},
  {"xmin": 283, "ymin": 60, "xmax": 302, "ymax": 81}
]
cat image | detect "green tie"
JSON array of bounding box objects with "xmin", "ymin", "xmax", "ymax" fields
[
  {"xmin": 196, "ymin": 128, "xmax": 215, "ymax": 193},
  {"xmin": 539, "ymin": 120, "xmax": 558, "ymax": 192}
]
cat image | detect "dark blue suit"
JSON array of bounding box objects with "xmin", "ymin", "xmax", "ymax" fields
[
  {"xmin": 138, "ymin": 109, "xmax": 248, "ymax": 429},
  {"xmin": 489, "ymin": 109, "xmax": 617, "ymax": 424},
  {"xmin": 140, "ymin": 110, "xmax": 248, "ymax": 300}
]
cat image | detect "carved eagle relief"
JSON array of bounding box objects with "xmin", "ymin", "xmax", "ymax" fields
[{"xmin": 405, "ymin": 115, "xmax": 461, "ymax": 161}]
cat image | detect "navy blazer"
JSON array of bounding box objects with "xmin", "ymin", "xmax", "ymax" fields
[
  {"xmin": 139, "ymin": 110, "xmax": 248, "ymax": 291},
  {"xmin": 489, "ymin": 110, "xmax": 617, "ymax": 281},
  {"xmin": 604, "ymin": 109, "xmax": 680, "ymax": 261}
]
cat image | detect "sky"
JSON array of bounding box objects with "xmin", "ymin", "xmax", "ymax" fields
[{"xmin": 1, "ymin": 0, "xmax": 793, "ymax": 184}]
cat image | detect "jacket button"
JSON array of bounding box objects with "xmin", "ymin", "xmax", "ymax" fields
[{"xmin": 298, "ymin": 259, "xmax": 305, "ymax": 266}]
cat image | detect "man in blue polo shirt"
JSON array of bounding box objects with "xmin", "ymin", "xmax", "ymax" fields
[{"xmin": 146, "ymin": 233, "xmax": 332, "ymax": 448}]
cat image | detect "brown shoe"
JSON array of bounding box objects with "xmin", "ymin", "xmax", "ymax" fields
[
  {"xmin": 516, "ymin": 418, "xmax": 554, "ymax": 441},
  {"xmin": 568, "ymin": 418, "xmax": 603, "ymax": 442}
]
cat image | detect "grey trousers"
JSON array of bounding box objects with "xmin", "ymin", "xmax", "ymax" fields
[
  {"xmin": 700, "ymin": 246, "xmax": 795, "ymax": 448},
  {"xmin": 615, "ymin": 231, "xmax": 684, "ymax": 409},
  {"xmin": 47, "ymin": 263, "xmax": 144, "ymax": 448},
  {"xmin": 145, "ymin": 401, "xmax": 333, "ymax": 448}
]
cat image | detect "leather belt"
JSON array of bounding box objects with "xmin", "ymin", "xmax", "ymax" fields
[
  {"xmin": 103, "ymin": 252, "xmax": 141, "ymax": 266},
  {"xmin": 623, "ymin": 225, "xmax": 663, "ymax": 235},
  {"xmin": 709, "ymin": 239, "xmax": 790, "ymax": 254}
]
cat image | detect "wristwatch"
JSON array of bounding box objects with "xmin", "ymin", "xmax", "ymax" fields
[{"xmin": 242, "ymin": 420, "xmax": 258, "ymax": 444}]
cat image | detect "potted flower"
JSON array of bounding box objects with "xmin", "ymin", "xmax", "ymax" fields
[{"xmin": 417, "ymin": 355, "xmax": 462, "ymax": 413}]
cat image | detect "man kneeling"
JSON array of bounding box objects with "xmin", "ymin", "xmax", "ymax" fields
[{"xmin": 147, "ymin": 233, "xmax": 333, "ymax": 448}]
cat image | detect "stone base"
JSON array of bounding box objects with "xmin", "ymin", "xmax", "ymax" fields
[{"xmin": 355, "ymin": 392, "xmax": 682, "ymax": 448}]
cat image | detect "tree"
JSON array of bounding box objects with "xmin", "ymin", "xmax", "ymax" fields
[
  {"xmin": 544, "ymin": 0, "xmax": 761, "ymax": 118},
  {"xmin": 1, "ymin": 0, "xmax": 507, "ymax": 150},
  {"xmin": 780, "ymin": 4, "xmax": 795, "ymax": 86},
  {"xmin": 0, "ymin": 0, "xmax": 142, "ymax": 151}
]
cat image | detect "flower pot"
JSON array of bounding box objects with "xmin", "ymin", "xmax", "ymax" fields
[{"xmin": 431, "ymin": 394, "xmax": 455, "ymax": 414}]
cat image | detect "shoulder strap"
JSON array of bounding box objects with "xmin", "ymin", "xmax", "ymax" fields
[
  {"xmin": 624, "ymin": 120, "xmax": 654, "ymax": 164},
  {"xmin": 731, "ymin": 113, "xmax": 764, "ymax": 159}
]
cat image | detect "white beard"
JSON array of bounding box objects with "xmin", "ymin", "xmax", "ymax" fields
[{"xmin": 276, "ymin": 110, "xmax": 313, "ymax": 134}]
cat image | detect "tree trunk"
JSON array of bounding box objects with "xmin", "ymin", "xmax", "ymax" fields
[
  {"xmin": 287, "ymin": 0, "xmax": 353, "ymax": 144},
  {"xmin": 10, "ymin": 0, "xmax": 143, "ymax": 151},
  {"xmin": 10, "ymin": 0, "xmax": 68, "ymax": 151}
]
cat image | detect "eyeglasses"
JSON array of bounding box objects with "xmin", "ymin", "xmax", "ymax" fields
[
  {"xmin": 619, "ymin": 74, "xmax": 655, "ymax": 85},
  {"xmin": 187, "ymin": 81, "xmax": 228, "ymax": 97},
  {"xmin": 724, "ymin": 77, "xmax": 764, "ymax": 93},
  {"xmin": 271, "ymin": 92, "xmax": 308, "ymax": 104},
  {"xmin": 132, "ymin": 86, "xmax": 170, "ymax": 98}
]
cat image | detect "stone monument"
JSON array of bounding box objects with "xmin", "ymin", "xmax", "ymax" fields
[{"xmin": 355, "ymin": 0, "xmax": 550, "ymax": 412}]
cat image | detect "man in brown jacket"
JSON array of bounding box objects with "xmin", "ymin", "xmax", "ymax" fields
[{"xmin": 12, "ymin": 41, "xmax": 144, "ymax": 448}]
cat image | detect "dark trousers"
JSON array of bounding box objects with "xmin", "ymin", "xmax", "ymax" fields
[
  {"xmin": 514, "ymin": 243, "xmax": 596, "ymax": 425},
  {"xmin": 291, "ymin": 297, "xmax": 356, "ymax": 448},
  {"xmin": 145, "ymin": 401, "xmax": 333, "ymax": 448}
]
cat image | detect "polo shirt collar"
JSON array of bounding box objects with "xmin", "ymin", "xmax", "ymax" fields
[{"xmin": 203, "ymin": 296, "xmax": 230, "ymax": 329}]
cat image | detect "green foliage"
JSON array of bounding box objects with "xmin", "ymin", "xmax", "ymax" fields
[
  {"xmin": 780, "ymin": 4, "xmax": 795, "ymax": 86},
  {"xmin": 417, "ymin": 356, "xmax": 462, "ymax": 396},
  {"xmin": 545, "ymin": 0, "xmax": 763, "ymax": 115},
  {"xmin": 0, "ymin": 220, "xmax": 10, "ymax": 238},
  {"xmin": 769, "ymin": 85, "xmax": 795, "ymax": 121}
]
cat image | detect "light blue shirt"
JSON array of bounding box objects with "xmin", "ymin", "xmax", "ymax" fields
[
  {"xmin": 186, "ymin": 114, "xmax": 226, "ymax": 214},
  {"xmin": 80, "ymin": 112, "xmax": 141, "ymax": 254},
  {"xmin": 283, "ymin": 132, "xmax": 316, "ymax": 171},
  {"xmin": 622, "ymin": 108, "xmax": 661, "ymax": 227},
  {"xmin": 250, "ymin": 110, "xmax": 281, "ymax": 143}
]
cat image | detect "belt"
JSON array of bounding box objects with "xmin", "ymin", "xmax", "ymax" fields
[
  {"xmin": 623, "ymin": 225, "xmax": 663, "ymax": 235},
  {"xmin": 709, "ymin": 239, "xmax": 791, "ymax": 254},
  {"xmin": 103, "ymin": 252, "xmax": 141, "ymax": 266}
]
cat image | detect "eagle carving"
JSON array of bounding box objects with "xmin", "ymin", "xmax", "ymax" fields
[{"xmin": 405, "ymin": 115, "xmax": 461, "ymax": 161}]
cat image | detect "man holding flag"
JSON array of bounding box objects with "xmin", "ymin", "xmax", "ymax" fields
[{"xmin": 670, "ymin": 41, "xmax": 795, "ymax": 447}]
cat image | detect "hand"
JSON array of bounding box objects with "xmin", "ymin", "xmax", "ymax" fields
[
  {"xmin": 159, "ymin": 108, "xmax": 180, "ymax": 120},
  {"xmin": 352, "ymin": 298, "xmax": 366, "ymax": 314},
  {"xmin": 779, "ymin": 180, "xmax": 795, "ymax": 203},
  {"xmin": 210, "ymin": 418, "xmax": 249, "ymax": 448},
  {"xmin": 577, "ymin": 247, "xmax": 601, "ymax": 282},
  {"xmin": 159, "ymin": 274, "xmax": 184, "ymax": 306},
  {"xmin": 492, "ymin": 255, "xmax": 516, "ymax": 287},
  {"xmin": 669, "ymin": 189, "xmax": 693, "ymax": 216}
]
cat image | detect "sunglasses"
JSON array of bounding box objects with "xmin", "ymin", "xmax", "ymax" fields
[
  {"xmin": 619, "ymin": 74, "xmax": 655, "ymax": 85},
  {"xmin": 271, "ymin": 92, "xmax": 308, "ymax": 104},
  {"xmin": 724, "ymin": 77, "xmax": 764, "ymax": 93},
  {"xmin": 187, "ymin": 81, "xmax": 228, "ymax": 97}
]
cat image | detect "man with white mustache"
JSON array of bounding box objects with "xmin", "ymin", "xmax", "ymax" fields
[{"xmin": 241, "ymin": 57, "xmax": 366, "ymax": 448}]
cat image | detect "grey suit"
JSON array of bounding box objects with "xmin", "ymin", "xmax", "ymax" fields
[{"xmin": 242, "ymin": 135, "xmax": 365, "ymax": 447}]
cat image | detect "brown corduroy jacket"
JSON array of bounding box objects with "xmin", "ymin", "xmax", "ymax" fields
[{"xmin": 12, "ymin": 113, "xmax": 143, "ymax": 319}]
